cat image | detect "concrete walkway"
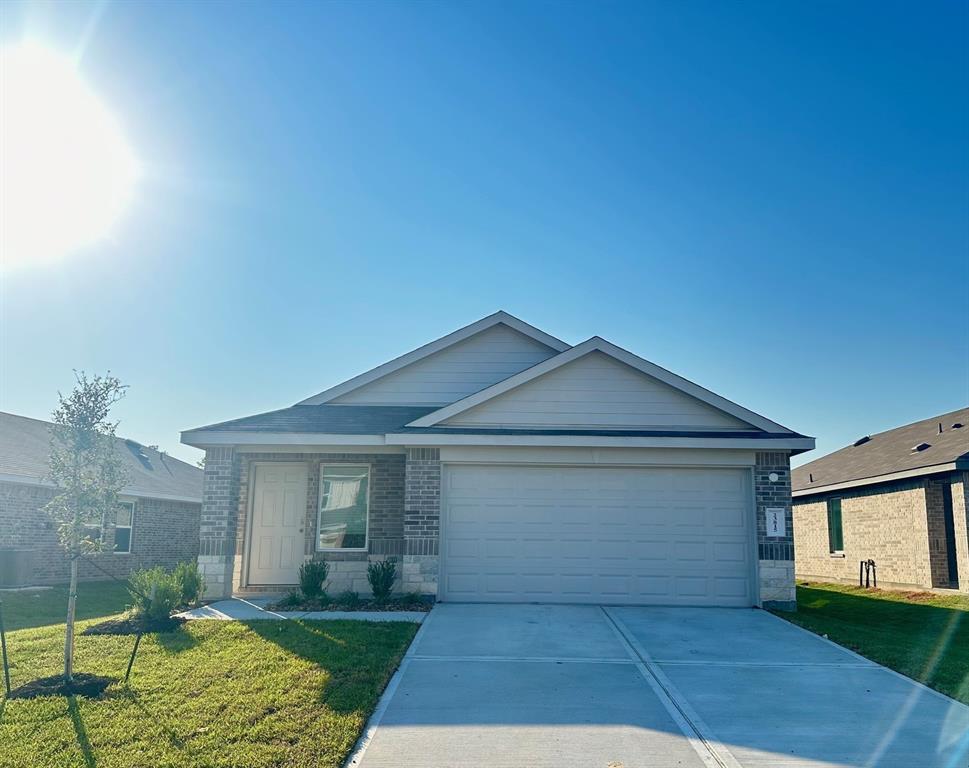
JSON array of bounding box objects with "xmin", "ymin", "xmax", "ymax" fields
[
  {"xmin": 350, "ymin": 604, "xmax": 969, "ymax": 768},
  {"xmin": 176, "ymin": 597, "xmax": 426, "ymax": 623}
]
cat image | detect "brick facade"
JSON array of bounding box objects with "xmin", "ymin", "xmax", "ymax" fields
[
  {"xmin": 792, "ymin": 474, "xmax": 965, "ymax": 590},
  {"xmin": 0, "ymin": 479, "xmax": 200, "ymax": 586},
  {"xmin": 402, "ymin": 448, "xmax": 441, "ymax": 594},
  {"xmin": 755, "ymin": 451, "xmax": 796, "ymax": 610}
]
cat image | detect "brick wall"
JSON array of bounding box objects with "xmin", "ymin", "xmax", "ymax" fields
[
  {"xmin": 0, "ymin": 479, "xmax": 200, "ymax": 586},
  {"xmin": 793, "ymin": 478, "xmax": 936, "ymax": 588},
  {"xmin": 402, "ymin": 448, "xmax": 441, "ymax": 595},
  {"xmin": 925, "ymin": 479, "xmax": 954, "ymax": 587},
  {"xmin": 951, "ymin": 472, "xmax": 969, "ymax": 593},
  {"xmin": 755, "ymin": 451, "xmax": 796, "ymax": 610}
]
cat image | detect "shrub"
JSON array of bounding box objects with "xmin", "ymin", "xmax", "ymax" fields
[
  {"xmin": 367, "ymin": 558, "xmax": 398, "ymax": 602},
  {"xmin": 128, "ymin": 566, "xmax": 181, "ymax": 622},
  {"xmin": 299, "ymin": 560, "xmax": 329, "ymax": 599},
  {"xmin": 276, "ymin": 590, "xmax": 303, "ymax": 609},
  {"xmin": 173, "ymin": 561, "xmax": 204, "ymax": 607},
  {"xmin": 335, "ymin": 590, "xmax": 360, "ymax": 608}
]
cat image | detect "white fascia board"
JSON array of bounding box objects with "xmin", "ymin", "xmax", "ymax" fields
[
  {"xmin": 792, "ymin": 462, "xmax": 963, "ymax": 498},
  {"xmin": 295, "ymin": 311, "xmax": 570, "ymax": 406},
  {"xmin": 0, "ymin": 473, "xmax": 201, "ymax": 504},
  {"xmin": 386, "ymin": 433, "xmax": 816, "ymax": 450},
  {"xmin": 407, "ymin": 336, "xmax": 797, "ymax": 434},
  {"xmin": 180, "ymin": 431, "xmax": 387, "ymax": 448}
]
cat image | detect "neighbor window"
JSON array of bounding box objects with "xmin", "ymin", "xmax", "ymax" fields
[
  {"xmin": 317, "ymin": 465, "xmax": 370, "ymax": 551},
  {"xmin": 826, "ymin": 498, "xmax": 844, "ymax": 553},
  {"xmin": 115, "ymin": 501, "xmax": 134, "ymax": 554}
]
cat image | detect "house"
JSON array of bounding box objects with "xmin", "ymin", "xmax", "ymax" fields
[
  {"xmin": 792, "ymin": 408, "xmax": 969, "ymax": 592},
  {"xmin": 0, "ymin": 412, "xmax": 203, "ymax": 587},
  {"xmin": 181, "ymin": 312, "xmax": 814, "ymax": 609}
]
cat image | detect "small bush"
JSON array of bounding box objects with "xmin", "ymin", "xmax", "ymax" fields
[
  {"xmin": 173, "ymin": 561, "xmax": 204, "ymax": 607},
  {"xmin": 335, "ymin": 590, "xmax": 360, "ymax": 608},
  {"xmin": 299, "ymin": 560, "xmax": 329, "ymax": 598},
  {"xmin": 128, "ymin": 566, "xmax": 181, "ymax": 622},
  {"xmin": 367, "ymin": 558, "xmax": 398, "ymax": 602},
  {"xmin": 276, "ymin": 590, "xmax": 303, "ymax": 609}
]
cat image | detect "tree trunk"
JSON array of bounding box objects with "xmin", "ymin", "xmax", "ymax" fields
[{"xmin": 64, "ymin": 556, "xmax": 77, "ymax": 682}]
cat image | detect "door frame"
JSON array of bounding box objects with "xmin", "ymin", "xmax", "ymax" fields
[
  {"xmin": 439, "ymin": 462, "xmax": 759, "ymax": 606},
  {"xmin": 243, "ymin": 461, "xmax": 309, "ymax": 588}
]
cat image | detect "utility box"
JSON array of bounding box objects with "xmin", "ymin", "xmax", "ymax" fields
[{"xmin": 0, "ymin": 549, "xmax": 33, "ymax": 588}]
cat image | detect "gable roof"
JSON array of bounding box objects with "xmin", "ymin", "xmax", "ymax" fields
[
  {"xmin": 296, "ymin": 311, "xmax": 569, "ymax": 406},
  {"xmin": 0, "ymin": 412, "xmax": 203, "ymax": 503},
  {"xmin": 407, "ymin": 337, "xmax": 796, "ymax": 434},
  {"xmin": 792, "ymin": 407, "xmax": 969, "ymax": 496}
]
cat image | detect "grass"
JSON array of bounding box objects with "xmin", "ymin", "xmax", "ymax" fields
[
  {"xmin": 0, "ymin": 587, "xmax": 418, "ymax": 767},
  {"xmin": 775, "ymin": 582, "xmax": 969, "ymax": 704},
  {"xmin": 1, "ymin": 580, "xmax": 132, "ymax": 631}
]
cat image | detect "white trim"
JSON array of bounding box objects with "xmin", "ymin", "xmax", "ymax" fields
[
  {"xmin": 793, "ymin": 462, "xmax": 965, "ymax": 497},
  {"xmin": 390, "ymin": 433, "xmax": 815, "ymax": 451},
  {"xmin": 407, "ymin": 337, "xmax": 797, "ymax": 434},
  {"xmin": 0, "ymin": 473, "xmax": 201, "ymax": 504},
  {"xmin": 316, "ymin": 462, "xmax": 372, "ymax": 553},
  {"xmin": 296, "ymin": 312, "xmax": 570, "ymax": 406}
]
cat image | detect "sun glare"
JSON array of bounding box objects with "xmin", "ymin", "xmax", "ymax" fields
[{"xmin": 0, "ymin": 43, "xmax": 140, "ymax": 267}]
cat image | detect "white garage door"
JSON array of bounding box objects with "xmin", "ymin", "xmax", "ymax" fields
[{"xmin": 441, "ymin": 464, "xmax": 754, "ymax": 606}]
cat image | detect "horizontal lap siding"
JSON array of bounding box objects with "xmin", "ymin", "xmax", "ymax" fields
[
  {"xmin": 331, "ymin": 324, "xmax": 557, "ymax": 406},
  {"xmin": 444, "ymin": 351, "xmax": 752, "ymax": 430}
]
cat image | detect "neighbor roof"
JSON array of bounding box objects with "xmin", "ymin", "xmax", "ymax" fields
[
  {"xmin": 792, "ymin": 407, "xmax": 969, "ymax": 497},
  {"xmin": 0, "ymin": 412, "xmax": 203, "ymax": 503}
]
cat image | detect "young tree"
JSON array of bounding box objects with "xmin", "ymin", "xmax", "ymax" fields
[{"xmin": 45, "ymin": 372, "xmax": 127, "ymax": 682}]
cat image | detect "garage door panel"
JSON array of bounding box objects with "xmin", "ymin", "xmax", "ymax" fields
[{"xmin": 442, "ymin": 465, "xmax": 753, "ymax": 606}]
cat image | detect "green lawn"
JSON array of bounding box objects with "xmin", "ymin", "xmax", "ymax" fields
[
  {"xmin": 776, "ymin": 582, "xmax": 969, "ymax": 704},
  {"xmin": 1, "ymin": 580, "xmax": 132, "ymax": 631},
  {"xmin": 0, "ymin": 589, "xmax": 418, "ymax": 767}
]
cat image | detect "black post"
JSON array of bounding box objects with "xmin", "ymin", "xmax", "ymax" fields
[
  {"xmin": 871, "ymin": 560, "xmax": 876, "ymax": 589},
  {"xmin": 124, "ymin": 632, "xmax": 143, "ymax": 685},
  {"xmin": 0, "ymin": 595, "xmax": 11, "ymax": 696},
  {"xmin": 859, "ymin": 561, "xmax": 864, "ymax": 587}
]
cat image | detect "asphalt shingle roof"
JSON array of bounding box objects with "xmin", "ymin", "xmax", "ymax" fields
[
  {"xmin": 792, "ymin": 407, "xmax": 969, "ymax": 494},
  {"xmin": 183, "ymin": 404, "xmax": 807, "ymax": 440},
  {"xmin": 0, "ymin": 412, "xmax": 203, "ymax": 502}
]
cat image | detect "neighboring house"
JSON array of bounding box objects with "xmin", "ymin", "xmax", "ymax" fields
[
  {"xmin": 792, "ymin": 408, "xmax": 969, "ymax": 592},
  {"xmin": 181, "ymin": 312, "xmax": 814, "ymax": 609},
  {"xmin": 0, "ymin": 412, "xmax": 203, "ymax": 586}
]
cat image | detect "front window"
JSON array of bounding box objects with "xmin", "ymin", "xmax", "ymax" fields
[
  {"xmin": 317, "ymin": 465, "xmax": 370, "ymax": 551},
  {"xmin": 115, "ymin": 501, "xmax": 134, "ymax": 553},
  {"xmin": 826, "ymin": 498, "xmax": 843, "ymax": 553}
]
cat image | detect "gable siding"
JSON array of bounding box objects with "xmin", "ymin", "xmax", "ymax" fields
[
  {"xmin": 331, "ymin": 324, "xmax": 558, "ymax": 406},
  {"xmin": 442, "ymin": 351, "xmax": 753, "ymax": 430}
]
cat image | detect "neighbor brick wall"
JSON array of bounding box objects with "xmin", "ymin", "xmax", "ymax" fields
[
  {"xmin": 793, "ymin": 478, "xmax": 936, "ymax": 589},
  {"xmin": 951, "ymin": 472, "xmax": 969, "ymax": 593},
  {"xmin": 925, "ymin": 479, "xmax": 954, "ymax": 587},
  {"xmin": 0, "ymin": 479, "xmax": 200, "ymax": 586}
]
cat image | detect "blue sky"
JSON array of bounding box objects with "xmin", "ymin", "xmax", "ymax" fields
[{"xmin": 1, "ymin": 0, "xmax": 967, "ymax": 465}]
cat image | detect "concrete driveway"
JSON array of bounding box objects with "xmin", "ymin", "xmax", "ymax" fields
[{"xmin": 350, "ymin": 604, "xmax": 969, "ymax": 768}]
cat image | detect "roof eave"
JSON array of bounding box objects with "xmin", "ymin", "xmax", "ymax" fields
[{"xmin": 793, "ymin": 459, "xmax": 969, "ymax": 497}]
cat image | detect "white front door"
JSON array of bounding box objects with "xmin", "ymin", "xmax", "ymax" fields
[
  {"xmin": 441, "ymin": 464, "xmax": 754, "ymax": 606},
  {"xmin": 248, "ymin": 463, "xmax": 308, "ymax": 585}
]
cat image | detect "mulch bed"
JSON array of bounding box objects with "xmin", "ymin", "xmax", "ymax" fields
[
  {"xmin": 81, "ymin": 615, "xmax": 186, "ymax": 635},
  {"xmin": 267, "ymin": 598, "xmax": 432, "ymax": 613},
  {"xmin": 8, "ymin": 673, "xmax": 115, "ymax": 700}
]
